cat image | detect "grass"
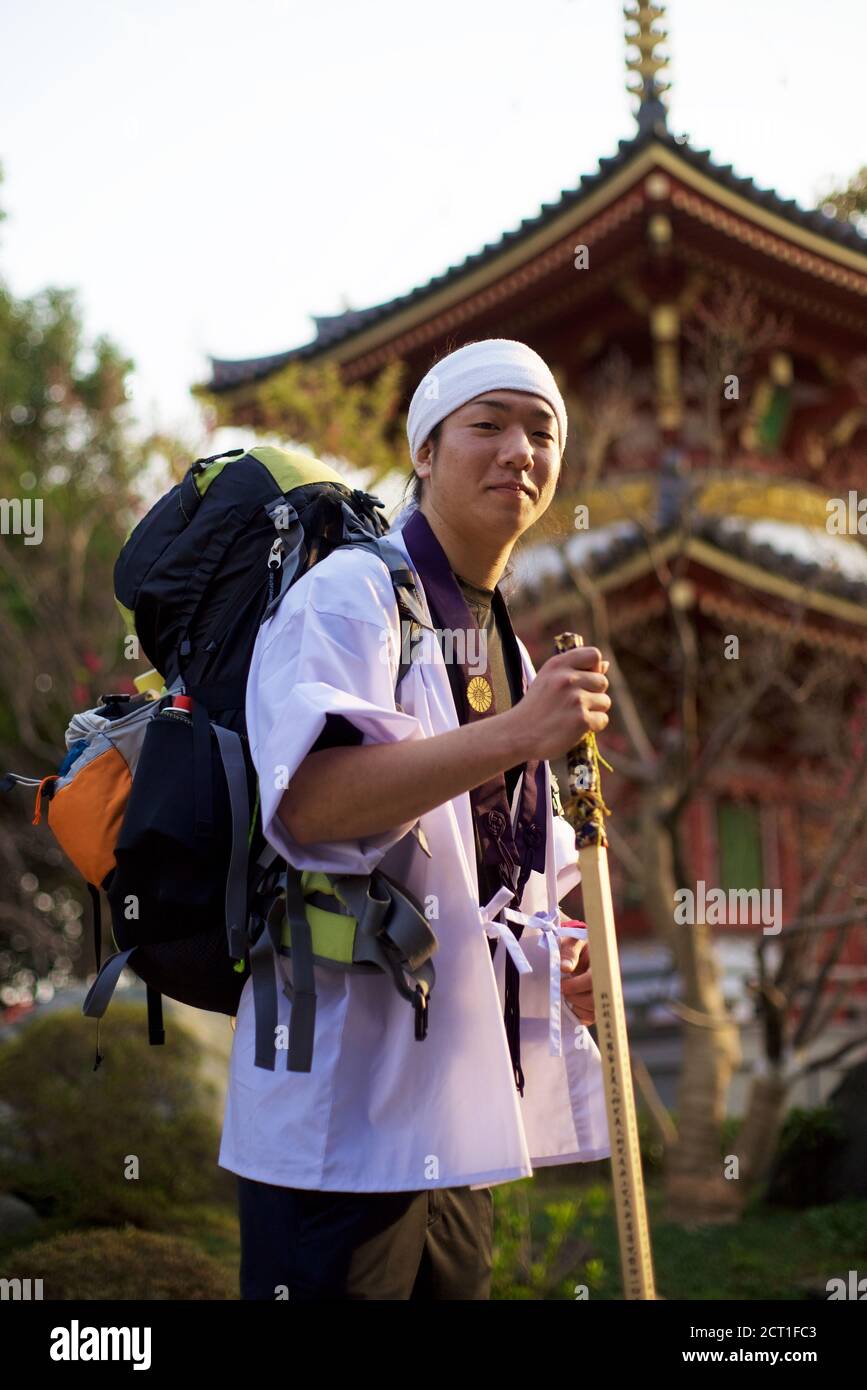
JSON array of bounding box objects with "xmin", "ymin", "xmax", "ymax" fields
[
  {"xmin": 491, "ymin": 1168, "xmax": 867, "ymax": 1300},
  {"xmin": 170, "ymin": 1200, "xmax": 242, "ymax": 1270}
]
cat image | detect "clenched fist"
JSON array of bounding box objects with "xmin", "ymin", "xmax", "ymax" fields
[{"xmin": 502, "ymin": 639, "xmax": 611, "ymax": 765}]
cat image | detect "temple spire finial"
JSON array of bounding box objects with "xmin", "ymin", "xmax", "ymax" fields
[{"xmin": 624, "ymin": 2, "xmax": 671, "ymax": 134}]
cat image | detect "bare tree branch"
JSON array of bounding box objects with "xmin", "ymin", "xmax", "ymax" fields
[
  {"xmin": 799, "ymin": 981, "xmax": 853, "ymax": 1051},
  {"xmin": 800, "ymin": 742, "xmax": 867, "ymax": 919},
  {"xmin": 605, "ymin": 819, "xmax": 644, "ymax": 881},
  {"xmin": 631, "ymin": 1051, "xmax": 679, "ymax": 1149},
  {"xmin": 561, "ymin": 557, "xmax": 657, "ymax": 769},
  {"xmin": 793, "ymin": 1032, "xmax": 867, "ymax": 1078},
  {"xmin": 794, "ymin": 915, "xmax": 864, "ymax": 1050},
  {"xmin": 767, "ymin": 904, "xmax": 867, "ymax": 938},
  {"xmin": 666, "ymin": 667, "xmax": 778, "ymax": 821}
]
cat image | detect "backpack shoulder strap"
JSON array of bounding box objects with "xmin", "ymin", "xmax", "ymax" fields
[{"xmin": 339, "ymin": 534, "xmax": 431, "ymax": 697}]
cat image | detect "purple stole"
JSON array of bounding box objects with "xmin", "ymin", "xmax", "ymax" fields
[{"xmin": 401, "ymin": 508, "xmax": 548, "ymax": 1096}]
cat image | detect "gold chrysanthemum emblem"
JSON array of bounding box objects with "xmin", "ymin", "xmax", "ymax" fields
[{"xmin": 467, "ymin": 676, "xmax": 493, "ymax": 712}]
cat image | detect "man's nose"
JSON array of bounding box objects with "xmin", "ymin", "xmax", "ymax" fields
[{"xmin": 495, "ymin": 426, "xmax": 534, "ymax": 468}]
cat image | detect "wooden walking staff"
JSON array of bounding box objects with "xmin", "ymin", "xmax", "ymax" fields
[{"xmin": 554, "ymin": 631, "xmax": 657, "ymax": 1301}]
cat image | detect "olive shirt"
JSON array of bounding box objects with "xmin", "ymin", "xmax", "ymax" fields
[{"xmin": 451, "ymin": 571, "xmax": 524, "ymax": 807}]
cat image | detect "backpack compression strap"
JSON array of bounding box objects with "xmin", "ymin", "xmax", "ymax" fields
[
  {"xmin": 210, "ymin": 723, "xmax": 254, "ymax": 962},
  {"xmin": 247, "ymin": 862, "xmax": 315, "ymax": 1072},
  {"xmin": 249, "ymin": 863, "xmax": 436, "ymax": 1073}
]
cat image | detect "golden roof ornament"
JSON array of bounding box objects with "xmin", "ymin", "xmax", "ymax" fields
[{"xmin": 624, "ymin": 2, "xmax": 671, "ymax": 134}]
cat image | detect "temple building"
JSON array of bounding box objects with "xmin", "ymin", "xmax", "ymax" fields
[{"xmin": 201, "ymin": 3, "xmax": 867, "ymax": 977}]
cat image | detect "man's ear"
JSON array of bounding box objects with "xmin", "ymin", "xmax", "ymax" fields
[{"xmin": 415, "ymin": 440, "xmax": 433, "ymax": 480}]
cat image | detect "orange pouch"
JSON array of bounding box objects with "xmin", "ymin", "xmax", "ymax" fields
[{"xmin": 42, "ymin": 700, "xmax": 161, "ymax": 885}]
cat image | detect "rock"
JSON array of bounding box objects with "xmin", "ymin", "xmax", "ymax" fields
[{"xmin": 0, "ymin": 1191, "xmax": 41, "ymax": 1239}]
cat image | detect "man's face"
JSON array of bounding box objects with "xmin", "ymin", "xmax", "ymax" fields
[{"xmin": 414, "ymin": 389, "xmax": 561, "ymax": 542}]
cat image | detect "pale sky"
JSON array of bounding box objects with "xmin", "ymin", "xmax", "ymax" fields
[{"xmin": 1, "ymin": 0, "xmax": 864, "ymax": 466}]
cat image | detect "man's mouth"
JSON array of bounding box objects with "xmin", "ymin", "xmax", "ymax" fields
[{"xmin": 488, "ymin": 482, "xmax": 532, "ymax": 497}]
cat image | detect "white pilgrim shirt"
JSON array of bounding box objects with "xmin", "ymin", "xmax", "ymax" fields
[{"xmin": 218, "ymin": 521, "xmax": 611, "ymax": 1191}]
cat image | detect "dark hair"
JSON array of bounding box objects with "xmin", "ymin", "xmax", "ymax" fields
[{"xmin": 400, "ymin": 420, "xmax": 443, "ymax": 511}]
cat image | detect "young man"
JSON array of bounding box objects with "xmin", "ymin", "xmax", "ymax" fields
[{"xmin": 219, "ymin": 337, "xmax": 613, "ymax": 1300}]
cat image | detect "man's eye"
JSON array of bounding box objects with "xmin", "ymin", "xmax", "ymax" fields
[{"xmin": 472, "ymin": 421, "xmax": 553, "ymax": 441}]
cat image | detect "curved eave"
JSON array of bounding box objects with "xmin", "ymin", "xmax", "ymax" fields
[
  {"xmin": 511, "ymin": 517, "xmax": 867, "ymax": 635},
  {"xmin": 203, "ymin": 125, "xmax": 867, "ymax": 397}
]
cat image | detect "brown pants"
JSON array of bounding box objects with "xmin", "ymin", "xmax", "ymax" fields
[{"xmin": 237, "ymin": 1176, "xmax": 494, "ymax": 1300}]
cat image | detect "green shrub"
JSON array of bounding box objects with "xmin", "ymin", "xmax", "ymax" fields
[
  {"xmin": 776, "ymin": 1105, "xmax": 846, "ymax": 1157},
  {"xmin": 492, "ymin": 1179, "xmax": 602, "ymax": 1300},
  {"xmin": 8, "ymin": 1225, "xmax": 236, "ymax": 1299},
  {"xmin": 764, "ymin": 1106, "xmax": 847, "ymax": 1207},
  {"xmin": 0, "ymin": 1004, "xmax": 231, "ymax": 1228}
]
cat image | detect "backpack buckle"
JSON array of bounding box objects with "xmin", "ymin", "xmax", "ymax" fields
[
  {"xmin": 413, "ymin": 985, "xmax": 429, "ymax": 1041},
  {"xmin": 191, "ymin": 447, "xmax": 244, "ymax": 474}
]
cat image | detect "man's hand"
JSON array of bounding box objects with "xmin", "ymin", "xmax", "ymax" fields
[
  {"xmin": 559, "ymin": 930, "xmax": 594, "ymax": 1027},
  {"xmin": 506, "ymin": 648, "xmax": 610, "ymax": 764}
]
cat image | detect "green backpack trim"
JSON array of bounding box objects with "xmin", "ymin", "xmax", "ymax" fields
[
  {"xmin": 283, "ymin": 871, "xmax": 356, "ymax": 965},
  {"xmin": 252, "ymin": 862, "xmax": 436, "ymax": 1071},
  {"xmin": 247, "ymin": 445, "xmax": 348, "ymax": 494}
]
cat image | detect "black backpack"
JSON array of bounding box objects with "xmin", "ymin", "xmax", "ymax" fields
[{"xmin": 5, "ymin": 444, "xmax": 437, "ymax": 1071}]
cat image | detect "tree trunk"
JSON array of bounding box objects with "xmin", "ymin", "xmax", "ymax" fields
[
  {"xmin": 720, "ymin": 1068, "xmax": 790, "ymax": 1215},
  {"xmin": 640, "ymin": 793, "xmax": 743, "ymax": 1223},
  {"xmin": 663, "ymin": 917, "xmax": 743, "ymax": 1223}
]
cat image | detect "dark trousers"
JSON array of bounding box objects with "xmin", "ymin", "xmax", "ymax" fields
[{"xmin": 237, "ymin": 1175, "xmax": 494, "ymax": 1300}]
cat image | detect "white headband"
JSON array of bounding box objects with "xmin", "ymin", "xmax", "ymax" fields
[{"xmin": 406, "ymin": 338, "xmax": 567, "ymax": 465}]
